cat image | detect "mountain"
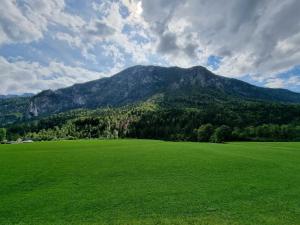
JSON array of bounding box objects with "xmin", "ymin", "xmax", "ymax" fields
[
  {"xmin": 27, "ymin": 65, "xmax": 300, "ymax": 117},
  {"xmin": 1, "ymin": 65, "xmax": 300, "ymax": 127},
  {"xmin": 3, "ymin": 65, "xmax": 300, "ymax": 142},
  {"xmin": 0, "ymin": 93, "xmax": 34, "ymax": 99},
  {"xmin": 0, "ymin": 96, "xmax": 31, "ymax": 126}
]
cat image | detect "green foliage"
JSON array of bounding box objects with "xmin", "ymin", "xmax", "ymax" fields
[
  {"xmin": 210, "ymin": 125, "xmax": 232, "ymax": 143},
  {"xmin": 235, "ymin": 124, "xmax": 300, "ymax": 141},
  {"xmin": 2, "ymin": 66, "xmax": 300, "ymax": 127},
  {"xmin": 0, "ymin": 128, "xmax": 6, "ymax": 141},
  {"xmin": 194, "ymin": 124, "xmax": 214, "ymax": 142},
  {"xmin": 3, "ymin": 98, "xmax": 300, "ymax": 142},
  {"xmin": 0, "ymin": 97, "xmax": 30, "ymax": 126},
  {"xmin": 2, "ymin": 67, "xmax": 300, "ymax": 143}
]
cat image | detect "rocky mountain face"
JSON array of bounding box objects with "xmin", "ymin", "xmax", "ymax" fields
[{"xmin": 27, "ymin": 65, "xmax": 300, "ymax": 117}]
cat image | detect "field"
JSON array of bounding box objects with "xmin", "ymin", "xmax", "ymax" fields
[{"xmin": 0, "ymin": 140, "xmax": 299, "ymax": 225}]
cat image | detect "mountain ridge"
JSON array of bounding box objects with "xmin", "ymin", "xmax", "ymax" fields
[
  {"xmin": 27, "ymin": 65, "xmax": 300, "ymax": 117},
  {"xmin": 1, "ymin": 65, "xmax": 300, "ymax": 127}
]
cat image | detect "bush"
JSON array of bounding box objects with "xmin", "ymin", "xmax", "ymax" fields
[
  {"xmin": 0, "ymin": 128, "xmax": 6, "ymax": 142},
  {"xmin": 195, "ymin": 124, "xmax": 214, "ymax": 142},
  {"xmin": 210, "ymin": 125, "xmax": 232, "ymax": 143}
]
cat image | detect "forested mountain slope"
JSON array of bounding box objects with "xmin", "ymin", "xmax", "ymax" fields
[
  {"xmin": 27, "ymin": 65, "xmax": 300, "ymax": 117},
  {"xmin": 2, "ymin": 65, "xmax": 300, "ymax": 142}
]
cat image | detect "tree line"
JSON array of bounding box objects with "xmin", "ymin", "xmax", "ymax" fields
[{"xmin": 3, "ymin": 100, "xmax": 300, "ymax": 143}]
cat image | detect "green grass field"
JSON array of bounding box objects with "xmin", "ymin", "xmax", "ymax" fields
[{"xmin": 0, "ymin": 140, "xmax": 299, "ymax": 225}]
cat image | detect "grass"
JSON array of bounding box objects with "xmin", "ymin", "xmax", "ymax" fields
[{"xmin": 0, "ymin": 140, "xmax": 299, "ymax": 225}]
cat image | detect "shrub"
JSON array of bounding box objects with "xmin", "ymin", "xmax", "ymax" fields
[{"xmin": 210, "ymin": 125, "xmax": 232, "ymax": 143}]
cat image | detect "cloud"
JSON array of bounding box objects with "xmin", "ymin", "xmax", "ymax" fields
[
  {"xmin": 265, "ymin": 76, "xmax": 300, "ymax": 89},
  {"xmin": 1, "ymin": 0, "xmax": 154, "ymax": 70},
  {"xmin": 265, "ymin": 78, "xmax": 286, "ymax": 89},
  {"xmin": 95, "ymin": 0, "xmax": 152, "ymax": 50},
  {"xmin": 139, "ymin": 0, "xmax": 300, "ymax": 79},
  {"xmin": 86, "ymin": 20, "xmax": 115, "ymax": 37},
  {"xmin": 57, "ymin": 0, "xmax": 153, "ymax": 64},
  {"xmin": 0, "ymin": 0, "xmax": 85, "ymax": 45},
  {"xmin": 287, "ymin": 76, "xmax": 300, "ymax": 86},
  {"xmin": 1, "ymin": 0, "xmax": 300, "ymax": 94},
  {"xmin": 157, "ymin": 32, "xmax": 178, "ymax": 54},
  {"xmin": 0, "ymin": 56, "xmax": 105, "ymax": 95},
  {"xmin": 0, "ymin": 0, "xmax": 44, "ymax": 44}
]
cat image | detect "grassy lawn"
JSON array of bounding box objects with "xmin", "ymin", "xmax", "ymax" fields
[{"xmin": 0, "ymin": 140, "xmax": 299, "ymax": 225}]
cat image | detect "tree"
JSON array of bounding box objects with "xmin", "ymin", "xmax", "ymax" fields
[
  {"xmin": 0, "ymin": 128, "xmax": 7, "ymax": 142},
  {"xmin": 195, "ymin": 124, "xmax": 214, "ymax": 142},
  {"xmin": 113, "ymin": 129, "xmax": 119, "ymax": 139},
  {"xmin": 210, "ymin": 125, "xmax": 231, "ymax": 143},
  {"xmin": 231, "ymin": 127, "xmax": 243, "ymax": 140}
]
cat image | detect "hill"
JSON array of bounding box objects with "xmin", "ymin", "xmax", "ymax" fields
[
  {"xmin": 2, "ymin": 65, "xmax": 300, "ymax": 142},
  {"xmin": 27, "ymin": 65, "xmax": 300, "ymax": 117},
  {"xmin": 0, "ymin": 96, "xmax": 31, "ymax": 126}
]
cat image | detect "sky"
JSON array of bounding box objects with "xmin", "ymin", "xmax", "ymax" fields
[{"xmin": 1, "ymin": 0, "xmax": 300, "ymax": 95}]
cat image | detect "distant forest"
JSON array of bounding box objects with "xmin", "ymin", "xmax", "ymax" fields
[{"xmin": 2, "ymin": 99, "xmax": 300, "ymax": 143}]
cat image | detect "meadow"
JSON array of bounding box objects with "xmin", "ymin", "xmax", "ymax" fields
[{"xmin": 0, "ymin": 140, "xmax": 299, "ymax": 225}]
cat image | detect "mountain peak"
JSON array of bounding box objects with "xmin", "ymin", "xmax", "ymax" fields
[{"xmin": 21, "ymin": 65, "xmax": 300, "ymax": 117}]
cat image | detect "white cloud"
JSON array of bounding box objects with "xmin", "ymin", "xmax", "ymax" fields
[
  {"xmin": 265, "ymin": 76, "xmax": 300, "ymax": 89},
  {"xmin": 0, "ymin": 0, "xmax": 85, "ymax": 45},
  {"xmin": 287, "ymin": 76, "xmax": 300, "ymax": 86},
  {"xmin": 0, "ymin": 0, "xmax": 44, "ymax": 44},
  {"xmin": 56, "ymin": 0, "xmax": 153, "ymax": 64},
  {"xmin": 0, "ymin": 56, "xmax": 105, "ymax": 95},
  {"xmin": 0, "ymin": 0, "xmax": 153, "ymax": 70},
  {"xmin": 265, "ymin": 78, "xmax": 286, "ymax": 89},
  {"xmin": 139, "ymin": 0, "xmax": 300, "ymax": 79},
  {"xmin": 1, "ymin": 0, "xmax": 300, "ymax": 94},
  {"xmin": 93, "ymin": 1, "xmax": 152, "ymax": 63}
]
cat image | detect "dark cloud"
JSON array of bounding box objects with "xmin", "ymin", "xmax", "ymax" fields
[
  {"xmin": 184, "ymin": 43, "xmax": 197, "ymax": 58},
  {"xmin": 140, "ymin": 0, "xmax": 300, "ymax": 77},
  {"xmin": 86, "ymin": 21, "xmax": 115, "ymax": 37},
  {"xmin": 157, "ymin": 32, "xmax": 178, "ymax": 54}
]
